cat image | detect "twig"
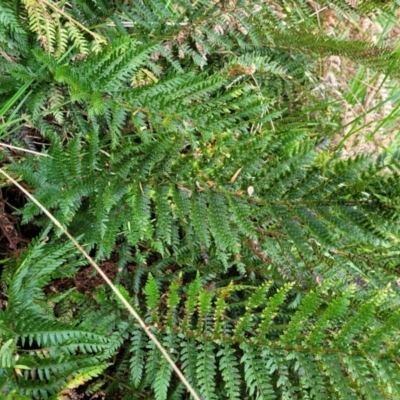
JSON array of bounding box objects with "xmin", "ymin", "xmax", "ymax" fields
[{"xmin": 0, "ymin": 142, "xmax": 52, "ymax": 157}]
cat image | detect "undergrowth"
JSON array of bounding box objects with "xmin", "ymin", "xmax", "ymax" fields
[{"xmin": 1, "ymin": 1, "xmax": 400, "ymax": 399}]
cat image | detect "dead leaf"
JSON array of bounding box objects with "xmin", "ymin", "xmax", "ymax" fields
[
  {"xmin": 196, "ymin": 181, "xmax": 205, "ymax": 191},
  {"xmin": 229, "ymin": 166, "xmax": 243, "ymax": 184},
  {"xmin": 177, "ymin": 185, "xmax": 192, "ymax": 197}
]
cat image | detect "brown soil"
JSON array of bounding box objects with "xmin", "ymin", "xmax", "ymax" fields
[{"xmin": 45, "ymin": 258, "xmax": 119, "ymax": 295}]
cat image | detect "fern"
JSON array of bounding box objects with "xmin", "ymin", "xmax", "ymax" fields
[
  {"xmin": 0, "ymin": 237, "xmax": 113, "ymax": 398},
  {"xmin": 2, "ymin": 239, "xmax": 400, "ymax": 397},
  {"xmin": 2, "ymin": 0, "xmax": 400, "ymax": 398}
]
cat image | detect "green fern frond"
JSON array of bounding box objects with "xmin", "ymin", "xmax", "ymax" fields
[{"xmin": 3, "ymin": 1, "xmax": 400, "ymax": 398}]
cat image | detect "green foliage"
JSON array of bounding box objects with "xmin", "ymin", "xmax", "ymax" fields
[
  {"xmin": 0, "ymin": 235, "xmax": 114, "ymax": 398},
  {"xmin": 3, "ymin": 243, "xmax": 400, "ymax": 398},
  {"xmin": 1, "ymin": 0, "xmax": 400, "ymax": 398}
]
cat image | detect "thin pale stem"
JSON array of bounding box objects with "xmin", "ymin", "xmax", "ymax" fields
[{"xmin": 0, "ymin": 142, "xmax": 52, "ymax": 157}]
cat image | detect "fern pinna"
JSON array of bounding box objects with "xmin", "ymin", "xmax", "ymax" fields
[{"xmin": 1, "ymin": 0, "xmax": 400, "ymax": 399}]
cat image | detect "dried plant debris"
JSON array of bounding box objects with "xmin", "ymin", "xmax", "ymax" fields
[
  {"xmin": 0, "ymin": 190, "xmax": 20, "ymax": 253},
  {"xmin": 316, "ymin": 3, "xmax": 400, "ymax": 157}
]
